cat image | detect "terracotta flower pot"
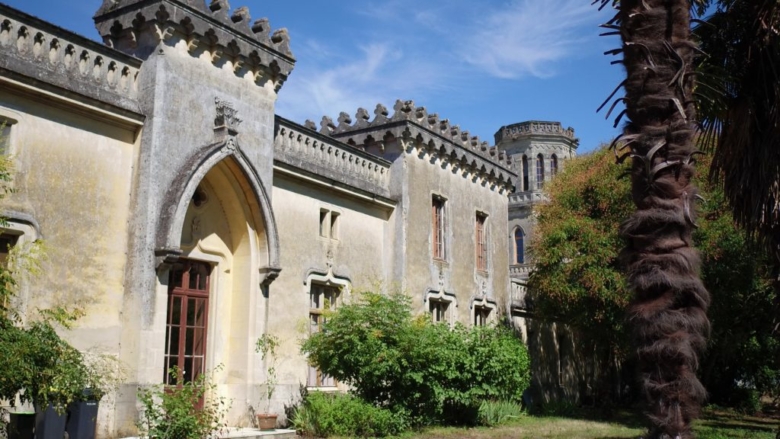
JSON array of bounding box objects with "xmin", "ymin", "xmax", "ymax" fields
[{"xmin": 256, "ymin": 413, "xmax": 277, "ymax": 431}]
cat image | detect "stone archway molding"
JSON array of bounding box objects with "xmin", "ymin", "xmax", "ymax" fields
[{"xmin": 154, "ymin": 140, "xmax": 281, "ymax": 284}]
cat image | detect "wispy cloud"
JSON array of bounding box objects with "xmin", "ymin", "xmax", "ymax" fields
[
  {"xmin": 461, "ymin": 0, "xmax": 603, "ymax": 79},
  {"xmin": 276, "ymin": 42, "xmax": 447, "ymax": 126},
  {"xmin": 276, "ymin": 0, "xmax": 607, "ymax": 126}
]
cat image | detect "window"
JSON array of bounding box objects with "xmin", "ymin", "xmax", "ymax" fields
[
  {"xmin": 319, "ymin": 208, "xmax": 340, "ymax": 240},
  {"xmin": 309, "ymin": 283, "xmax": 340, "ymax": 387},
  {"xmin": 0, "ymin": 118, "xmax": 16, "ymax": 155},
  {"xmin": 473, "ymin": 305, "xmax": 491, "ymax": 326},
  {"xmin": 164, "ymin": 260, "xmax": 211, "ymax": 385},
  {"xmin": 0, "ymin": 233, "xmax": 19, "ymax": 267},
  {"xmin": 521, "ymin": 155, "xmax": 529, "ymax": 191},
  {"xmin": 330, "ymin": 212, "xmax": 340, "ymax": 238},
  {"xmin": 319, "ymin": 209, "xmax": 329, "ymax": 237},
  {"xmin": 430, "ymin": 299, "xmax": 449, "ymax": 323},
  {"xmin": 536, "ymin": 154, "xmax": 545, "ymax": 189},
  {"xmin": 426, "ymin": 291, "xmax": 456, "ymax": 324},
  {"xmin": 432, "ymin": 196, "xmax": 446, "ymax": 260},
  {"xmin": 514, "ymin": 228, "xmax": 525, "ymax": 264},
  {"xmin": 475, "ymin": 213, "xmax": 488, "ymax": 272},
  {"xmin": 551, "ymin": 154, "xmax": 559, "ymax": 177}
]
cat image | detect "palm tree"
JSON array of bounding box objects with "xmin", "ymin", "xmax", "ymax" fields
[
  {"xmin": 696, "ymin": 0, "xmax": 780, "ymax": 289},
  {"xmin": 598, "ymin": 1, "xmax": 711, "ymax": 437}
]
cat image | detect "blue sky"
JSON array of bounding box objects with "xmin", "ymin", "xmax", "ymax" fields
[{"xmin": 3, "ymin": 0, "xmax": 625, "ymax": 153}]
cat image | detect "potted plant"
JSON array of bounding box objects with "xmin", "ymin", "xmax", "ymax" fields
[
  {"xmin": 66, "ymin": 352, "xmax": 126, "ymax": 439},
  {"xmin": 255, "ymin": 333, "xmax": 280, "ymax": 431},
  {"xmin": 23, "ymin": 321, "xmax": 87, "ymax": 439}
]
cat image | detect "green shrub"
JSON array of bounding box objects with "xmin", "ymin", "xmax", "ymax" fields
[
  {"xmin": 731, "ymin": 387, "xmax": 761, "ymax": 414},
  {"xmin": 300, "ymin": 292, "xmax": 531, "ymax": 426},
  {"xmin": 0, "ymin": 320, "xmax": 88, "ymax": 411},
  {"xmin": 291, "ymin": 391, "xmax": 405, "ymax": 438},
  {"xmin": 477, "ymin": 400, "xmax": 524, "ymax": 426},
  {"xmin": 137, "ymin": 367, "xmax": 229, "ymax": 439}
]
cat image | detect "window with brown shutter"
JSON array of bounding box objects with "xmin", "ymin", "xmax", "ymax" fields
[
  {"xmin": 476, "ymin": 213, "xmax": 488, "ymax": 272},
  {"xmin": 432, "ymin": 197, "xmax": 446, "ymax": 260}
]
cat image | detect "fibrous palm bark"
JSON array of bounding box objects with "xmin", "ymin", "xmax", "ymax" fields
[{"xmin": 599, "ymin": 1, "xmax": 711, "ymax": 437}]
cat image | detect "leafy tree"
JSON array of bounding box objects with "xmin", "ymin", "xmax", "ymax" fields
[
  {"xmin": 529, "ymin": 147, "xmax": 778, "ymax": 410},
  {"xmin": 301, "ymin": 292, "xmax": 530, "ymax": 426}
]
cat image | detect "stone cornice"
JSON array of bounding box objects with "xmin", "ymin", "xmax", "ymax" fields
[
  {"xmin": 0, "ymin": 3, "xmax": 142, "ymax": 114},
  {"xmin": 94, "ymin": 0, "xmax": 295, "ymax": 91},
  {"xmin": 318, "ymin": 100, "xmax": 516, "ymax": 194},
  {"xmin": 274, "ymin": 116, "xmax": 392, "ymax": 200},
  {"xmin": 495, "ymin": 120, "xmax": 579, "ymax": 148}
]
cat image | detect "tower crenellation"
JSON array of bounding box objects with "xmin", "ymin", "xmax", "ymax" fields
[{"xmin": 94, "ymin": 0, "xmax": 295, "ymax": 90}]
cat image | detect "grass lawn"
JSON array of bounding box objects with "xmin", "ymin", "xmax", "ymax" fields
[{"xmin": 396, "ymin": 408, "xmax": 778, "ymax": 439}]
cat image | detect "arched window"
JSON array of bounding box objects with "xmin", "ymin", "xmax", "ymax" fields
[
  {"xmin": 521, "ymin": 155, "xmax": 529, "ymax": 191},
  {"xmin": 551, "ymin": 154, "xmax": 558, "ymax": 177},
  {"xmin": 514, "ymin": 228, "xmax": 525, "ymax": 264},
  {"xmin": 536, "ymin": 154, "xmax": 544, "ymax": 189}
]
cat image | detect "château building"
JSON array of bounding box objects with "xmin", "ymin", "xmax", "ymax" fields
[{"xmin": 0, "ymin": 1, "xmax": 576, "ymax": 436}]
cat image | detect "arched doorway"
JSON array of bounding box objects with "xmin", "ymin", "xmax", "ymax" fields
[{"xmin": 153, "ymin": 151, "xmax": 278, "ymax": 424}]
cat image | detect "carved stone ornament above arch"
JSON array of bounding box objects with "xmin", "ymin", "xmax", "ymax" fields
[{"xmin": 154, "ymin": 139, "xmax": 281, "ymax": 285}]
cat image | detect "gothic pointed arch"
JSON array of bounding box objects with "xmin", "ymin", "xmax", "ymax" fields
[{"xmin": 155, "ymin": 140, "xmax": 280, "ymax": 281}]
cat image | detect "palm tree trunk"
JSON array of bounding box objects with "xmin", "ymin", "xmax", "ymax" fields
[{"xmin": 615, "ymin": 1, "xmax": 710, "ymax": 437}]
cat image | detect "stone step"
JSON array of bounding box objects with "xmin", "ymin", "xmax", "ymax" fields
[{"xmin": 220, "ymin": 427, "xmax": 297, "ymax": 439}]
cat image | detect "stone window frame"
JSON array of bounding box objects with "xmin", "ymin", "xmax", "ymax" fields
[
  {"xmin": 551, "ymin": 154, "xmax": 559, "ymax": 177},
  {"xmin": 318, "ymin": 205, "xmax": 342, "ymax": 241},
  {"xmin": 521, "ymin": 155, "xmax": 529, "ymax": 191},
  {"xmin": 305, "ymin": 271, "xmax": 351, "ymax": 389},
  {"xmin": 536, "ymin": 154, "xmax": 545, "ymax": 190},
  {"xmin": 0, "ymin": 212, "xmax": 42, "ymax": 322},
  {"xmin": 513, "ymin": 226, "xmax": 525, "ymax": 264},
  {"xmin": 0, "ymin": 108, "xmax": 22, "ymax": 157},
  {"xmin": 425, "ymin": 290, "xmax": 457, "ymax": 326},
  {"xmin": 475, "ymin": 211, "xmax": 489, "ymax": 273},
  {"xmin": 431, "ymin": 194, "xmax": 448, "ymax": 262},
  {"xmin": 471, "ymin": 297, "xmax": 496, "ymax": 327}
]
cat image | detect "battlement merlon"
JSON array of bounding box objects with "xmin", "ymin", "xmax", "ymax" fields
[
  {"xmin": 494, "ymin": 120, "xmax": 579, "ymax": 148},
  {"xmin": 319, "ymin": 100, "xmax": 517, "ymax": 194},
  {"xmin": 94, "ymin": 0, "xmax": 295, "ymax": 91}
]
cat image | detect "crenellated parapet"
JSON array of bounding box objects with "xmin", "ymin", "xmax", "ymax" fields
[
  {"xmin": 494, "ymin": 120, "xmax": 578, "ymax": 146},
  {"xmin": 317, "ymin": 100, "xmax": 516, "ymax": 194},
  {"xmin": 94, "ymin": 0, "xmax": 295, "ymax": 91},
  {"xmin": 0, "ymin": 4, "xmax": 142, "ymax": 113},
  {"xmin": 274, "ymin": 116, "xmax": 392, "ymax": 200}
]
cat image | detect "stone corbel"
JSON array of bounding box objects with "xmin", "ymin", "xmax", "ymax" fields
[
  {"xmin": 155, "ymin": 247, "xmax": 183, "ymax": 269},
  {"xmin": 259, "ymin": 265, "xmax": 282, "ymax": 287}
]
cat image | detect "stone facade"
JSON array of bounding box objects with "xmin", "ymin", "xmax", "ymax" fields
[
  {"xmin": 0, "ymin": 1, "xmax": 576, "ymax": 436},
  {"xmin": 495, "ymin": 121, "xmax": 583, "ymax": 405}
]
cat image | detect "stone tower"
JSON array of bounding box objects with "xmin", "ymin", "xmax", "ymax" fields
[{"xmin": 495, "ymin": 121, "xmax": 578, "ymax": 279}]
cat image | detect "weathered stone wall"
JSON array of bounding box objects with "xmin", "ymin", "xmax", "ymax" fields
[
  {"xmin": 383, "ymin": 137, "xmax": 511, "ymax": 323},
  {"xmin": 0, "ymin": 86, "xmax": 140, "ymax": 437},
  {"xmin": 269, "ymin": 172, "xmax": 391, "ymax": 416}
]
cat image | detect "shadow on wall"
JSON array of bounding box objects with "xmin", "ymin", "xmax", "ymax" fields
[{"xmin": 518, "ymin": 318, "xmax": 631, "ymax": 409}]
